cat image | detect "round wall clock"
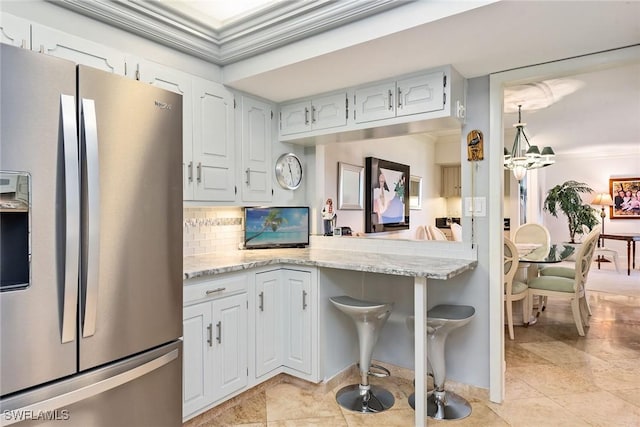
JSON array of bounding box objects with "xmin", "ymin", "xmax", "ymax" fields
[{"xmin": 275, "ymin": 153, "xmax": 303, "ymax": 190}]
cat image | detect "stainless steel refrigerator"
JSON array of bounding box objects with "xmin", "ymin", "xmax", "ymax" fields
[{"xmin": 0, "ymin": 44, "xmax": 183, "ymax": 426}]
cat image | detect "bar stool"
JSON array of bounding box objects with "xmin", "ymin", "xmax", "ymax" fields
[
  {"xmin": 425, "ymin": 304, "xmax": 475, "ymax": 420},
  {"xmin": 330, "ymin": 296, "xmax": 394, "ymax": 413}
]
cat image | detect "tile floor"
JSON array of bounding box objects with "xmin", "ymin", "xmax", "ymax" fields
[{"xmin": 184, "ymin": 282, "xmax": 640, "ymax": 426}]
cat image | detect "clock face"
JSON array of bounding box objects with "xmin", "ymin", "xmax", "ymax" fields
[{"xmin": 275, "ymin": 153, "xmax": 303, "ymax": 190}]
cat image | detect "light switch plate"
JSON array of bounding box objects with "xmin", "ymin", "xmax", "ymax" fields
[{"xmin": 464, "ymin": 197, "xmax": 486, "ymax": 217}]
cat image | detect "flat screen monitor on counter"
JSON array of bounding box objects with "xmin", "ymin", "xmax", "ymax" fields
[{"xmin": 244, "ymin": 206, "xmax": 310, "ymax": 249}]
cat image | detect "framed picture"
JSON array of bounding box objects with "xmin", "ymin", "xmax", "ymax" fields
[
  {"xmin": 409, "ymin": 175, "xmax": 422, "ymax": 210},
  {"xmin": 365, "ymin": 157, "xmax": 410, "ymax": 233},
  {"xmin": 610, "ymin": 177, "xmax": 640, "ymax": 219},
  {"xmin": 337, "ymin": 162, "xmax": 364, "ymax": 210}
]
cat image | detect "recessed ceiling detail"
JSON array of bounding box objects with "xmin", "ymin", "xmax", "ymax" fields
[
  {"xmin": 51, "ymin": 0, "xmax": 406, "ymax": 65},
  {"xmin": 503, "ymin": 79, "xmax": 585, "ymax": 113}
]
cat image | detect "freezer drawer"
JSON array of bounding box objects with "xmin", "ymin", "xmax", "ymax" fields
[{"xmin": 0, "ymin": 341, "xmax": 182, "ymax": 427}]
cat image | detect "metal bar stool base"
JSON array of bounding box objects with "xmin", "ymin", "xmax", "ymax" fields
[
  {"xmin": 335, "ymin": 384, "xmax": 395, "ymax": 413},
  {"xmin": 427, "ymin": 390, "xmax": 472, "ymax": 420}
]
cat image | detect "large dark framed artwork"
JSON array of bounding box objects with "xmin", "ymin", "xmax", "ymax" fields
[
  {"xmin": 365, "ymin": 157, "xmax": 410, "ymax": 233},
  {"xmin": 610, "ymin": 177, "xmax": 640, "ymax": 219}
]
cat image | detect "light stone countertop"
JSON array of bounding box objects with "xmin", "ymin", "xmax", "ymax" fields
[{"xmin": 183, "ymin": 248, "xmax": 477, "ymax": 280}]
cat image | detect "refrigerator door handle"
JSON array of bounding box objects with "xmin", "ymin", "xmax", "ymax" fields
[
  {"xmin": 81, "ymin": 98, "xmax": 101, "ymax": 338},
  {"xmin": 60, "ymin": 94, "xmax": 80, "ymax": 344},
  {"xmin": 1, "ymin": 349, "xmax": 179, "ymax": 426}
]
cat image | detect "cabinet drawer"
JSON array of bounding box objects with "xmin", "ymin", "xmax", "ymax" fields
[{"xmin": 184, "ymin": 273, "xmax": 247, "ymax": 305}]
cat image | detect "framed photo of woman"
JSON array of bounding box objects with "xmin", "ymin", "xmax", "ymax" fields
[
  {"xmin": 610, "ymin": 177, "xmax": 640, "ymax": 219},
  {"xmin": 365, "ymin": 157, "xmax": 410, "ymax": 233}
]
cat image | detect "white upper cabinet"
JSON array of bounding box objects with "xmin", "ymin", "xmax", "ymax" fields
[
  {"xmin": 355, "ymin": 71, "xmax": 444, "ymax": 123},
  {"xmin": 0, "ymin": 13, "xmax": 30, "ymax": 48},
  {"xmin": 136, "ymin": 60, "xmax": 194, "ymax": 200},
  {"xmin": 31, "ymin": 24, "xmax": 126, "ymax": 75},
  {"xmin": 240, "ymin": 95, "xmax": 273, "ymax": 203},
  {"xmin": 192, "ymin": 77, "xmax": 236, "ymax": 201},
  {"xmin": 280, "ymin": 92, "xmax": 347, "ymax": 136}
]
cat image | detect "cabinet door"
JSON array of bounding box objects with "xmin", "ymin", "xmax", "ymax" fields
[
  {"xmin": 192, "ymin": 77, "xmax": 236, "ymax": 201},
  {"xmin": 397, "ymin": 72, "xmax": 444, "ymax": 117},
  {"xmin": 0, "ymin": 13, "xmax": 30, "ymax": 48},
  {"xmin": 441, "ymin": 165, "xmax": 461, "ymax": 197},
  {"xmin": 282, "ymin": 270, "xmax": 312, "ymax": 374},
  {"xmin": 241, "ymin": 96, "xmax": 272, "ymax": 202},
  {"xmin": 31, "ymin": 24, "xmax": 126, "ymax": 75},
  {"xmin": 279, "ymin": 101, "xmax": 312, "ymax": 135},
  {"xmin": 312, "ymin": 93, "xmax": 347, "ymax": 131},
  {"xmin": 137, "ymin": 60, "xmax": 195, "ymax": 200},
  {"xmin": 183, "ymin": 303, "xmax": 212, "ymax": 418},
  {"xmin": 211, "ymin": 293, "xmax": 248, "ymax": 401},
  {"xmin": 255, "ymin": 270, "xmax": 282, "ymax": 377},
  {"xmin": 354, "ymin": 81, "xmax": 396, "ymax": 123}
]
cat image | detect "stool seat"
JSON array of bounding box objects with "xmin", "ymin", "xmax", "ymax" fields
[{"xmin": 330, "ymin": 296, "xmax": 394, "ymax": 413}]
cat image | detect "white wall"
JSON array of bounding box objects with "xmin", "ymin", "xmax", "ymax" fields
[{"xmin": 539, "ymin": 152, "xmax": 640, "ymax": 257}]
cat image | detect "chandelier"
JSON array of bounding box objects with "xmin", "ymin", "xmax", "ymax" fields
[{"xmin": 503, "ymin": 105, "xmax": 555, "ymax": 181}]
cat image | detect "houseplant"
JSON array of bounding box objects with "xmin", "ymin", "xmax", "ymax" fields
[{"xmin": 543, "ymin": 180, "xmax": 599, "ymax": 243}]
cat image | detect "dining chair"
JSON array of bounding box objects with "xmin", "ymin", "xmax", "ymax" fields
[
  {"xmin": 428, "ymin": 225, "xmax": 448, "ymax": 241},
  {"xmin": 527, "ymin": 228, "xmax": 600, "ymax": 336},
  {"xmin": 450, "ymin": 223, "xmax": 462, "ymax": 242},
  {"xmin": 581, "ymin": 225, "xmax": 620, "ymax": 273},
  {"xmin": 504, "ymin": 237, "xmax": 528, "ymax": 340},
  {"xmin": 513, "ymin": 223, "xmax": 551, "ymax": 261}
]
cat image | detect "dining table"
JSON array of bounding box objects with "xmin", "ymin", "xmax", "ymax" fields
[
  {"xmin": 599, "ymin": 233, "xmax": 640, "ymax": 275},
  {"xmin": 516, "ymin": 243, "xmax": 575, "ymax": 281}
]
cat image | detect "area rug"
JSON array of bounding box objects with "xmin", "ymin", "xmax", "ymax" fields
[{"xmin": 574, "ymin": 261, "xmax": 640, "ymax": 298}]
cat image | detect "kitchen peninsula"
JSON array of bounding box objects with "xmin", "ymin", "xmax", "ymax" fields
[{"xmin": 183, "ymin": 238, "xmax": 477, "ymax": 427}]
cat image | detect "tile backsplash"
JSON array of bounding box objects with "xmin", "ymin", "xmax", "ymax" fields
[{"xmin": 183, "ymin": 207, "xmax": 243, "ymax": 256}]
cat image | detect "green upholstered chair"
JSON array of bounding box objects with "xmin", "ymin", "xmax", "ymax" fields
[
  {"xmin": 504, "ymin": 237, "xmax": 528, "ymax": 340},
  {"xmin": 527, "ymin": 228, "xmax": 600, "ymax": 336}
]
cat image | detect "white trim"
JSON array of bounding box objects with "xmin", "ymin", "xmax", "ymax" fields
[
  {"xmin": 51, "ymin": 0, "xmax": 404, "ymax": 65},
  {"xmin": 488, "ymin": 44, "xmax": 640, "ymax": 404}
]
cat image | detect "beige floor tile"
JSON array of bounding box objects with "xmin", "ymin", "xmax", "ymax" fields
[
  {"xmin": 518, "ymin": 340, "xmax": 604, "ymax": 366},
  {"xmin": 554, "ymin": 390, "xmax": 640, "ymax": 426},
  {"xmin": 589, "ymin": 360, "xmax": 640, "ymax": 391},
  {"xmin": 426, "ymin": 402, "xmax": 509, "ymax": 426},
  {"xmin": 507, "ymin": 364, "xmax": 597, "ymax": 397},
  {"xmin": 505, "ymin": 342, "xmax": 556, "ymax": 368},
  {"xmin": 487, "ymin": 396, "xmax": 591, "ymax": 426},
  {"xmin": 610, "ymin": 388, "xmax": 640, "ymax": 408},
  {"xmin": 504, "ymin": 372, "xmax": 544, "ymax": 400},
  {"xmin": 568, "ymin": 337, "xmax": 640, "ymax": 360},
  {"xmin": 266, "ymin": 383, "xmax": 343, "ymax": 422},
  {"xmin": 267, "ymin": 415, "xmax": 348, "ymax": 427},
  {"xmin": 341, "ymin": 408, "xmax": 415, "ymax": 427}
]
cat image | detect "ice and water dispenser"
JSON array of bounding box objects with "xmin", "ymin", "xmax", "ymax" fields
[{"xmin": 0, "ymin": 172, "xmax": 30, "ymax": 291}]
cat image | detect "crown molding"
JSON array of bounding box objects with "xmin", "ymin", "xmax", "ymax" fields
[{"xmin": 50, "ymin": 0, "xmax": 406, "ymax": 65}]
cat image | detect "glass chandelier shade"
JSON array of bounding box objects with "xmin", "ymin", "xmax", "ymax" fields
[{"xmin": 504, "ymin": 105, "xmax": 555, "ymax": 181}]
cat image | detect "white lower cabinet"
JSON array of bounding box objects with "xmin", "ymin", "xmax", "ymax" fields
[
  {"xmin": 281, "ymin": 269, "xmax": 312, "ymax": 375},
  {"xmin": 183, "ymin": 274, "xmax": 248, "ymax": 420},
  {"xmin": 255, "ymin": 268, "xmax": 313, "ymax": 378},
  {"xmin": 183, "ymin": 267, "xmax": 316, "ymax": 421},
  {"xmin": 255, "ymin": 270, "xmax": 282, "ymax": 377}
]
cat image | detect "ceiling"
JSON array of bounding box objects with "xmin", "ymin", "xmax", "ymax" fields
[
  {"xmin": 55, "ymin": 1, "xmax": 640, "ymax": 102},
  {"xmin": 54, "ymin": 0, "xmax": 639, "ymax": 155}
]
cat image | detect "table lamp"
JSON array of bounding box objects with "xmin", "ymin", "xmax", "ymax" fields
[{"xmin": 591, "ymin": 192, "xmax": 613, "ymax": 234}]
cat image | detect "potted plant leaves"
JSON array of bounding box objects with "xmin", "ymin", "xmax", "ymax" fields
[{"xmin": 543, "ymin": 180, "xmax": 599, "ymax": 244}]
